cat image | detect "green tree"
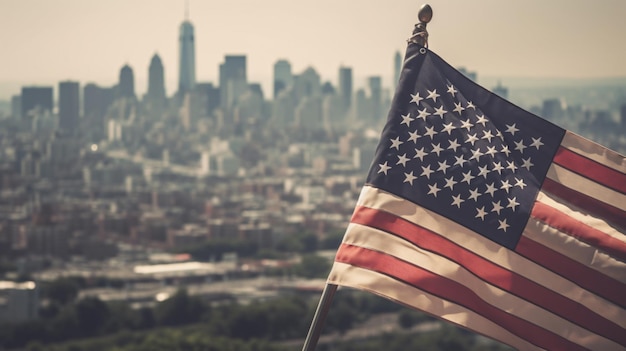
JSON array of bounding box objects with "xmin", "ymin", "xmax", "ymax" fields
[
  {"xmin": 265, "ymin": 296, "xmax": 308, "ymax": 339},
  {"xmin": 298, "ymin": 232, "xmax": 318, "ymax": 253},
  {"xmin": 44, "ymin": 278, "xmax": 80, "ymax": 305},
  {"xmin": 320, "ymin": 231, "xmax": 344, "ymax": 250},
  {"xmin": 75, "ymin": 297, "xmax": 110, "ymax": 336},
  {"xmin": 294, "ymin": 254, "xmax": 331, "ymax": 278},
  {"xmin": 154, "ymin": 289, "xmax": 205, "ymax": 326},
  {"xmin": 327, "ymin": 303, "xmax": 357, "ymax": 335},
  {"xmin": 47, "ymin": 306, "xmax": 79, "ymax": 342},
  {"xmin": 398, "ymin": 309, "xmax": 428, "ymax": 329},
  {"xmin": 275, "ymin": 235, "xmax": 303, "ymax": 252}
]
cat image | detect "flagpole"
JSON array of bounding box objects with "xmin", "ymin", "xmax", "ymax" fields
[
  {"xmin": 300, "ymin": 5, "xmax": 432, "ymax": 351},
  {"xmin": 301, "ymin": 283, "xmax": 338, "ymax": 351}
]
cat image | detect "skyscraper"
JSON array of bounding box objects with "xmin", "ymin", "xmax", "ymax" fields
[
  {"xmin": 458, "ymin": 67, "xmax": 477, "ymax": 82},
  {"xmin": 338, "ymin": 66, "xmax": 353, "ymax": 114},
  {"xmin": 368, "ymin": 76, "xmax": 382, "ymax": 121},
  {"xmin": 219, "ymin": 55, "xmax": 247, "ymax": 109},
  {"xmin": 118, "ymin": 64, "xmax": 135, "ymax": 99},
  {"xmin": 21, "ymin": 86, "xmax": 53, "ymax": 118},
  {"xmin": 393, "ymin": 51, "xmax": 402, "ymax": 89},
  {"xmin": 84, "ymin": 83, "xmax": 114, "ymax": 123},
  {"xmin": 11, "ymin": 95, "xmax": 21, "ymax": 118},
  {"xmin": 147, "ymin": 53, "xmax": 166, "ymax": 103},
  {"xmin": 58, "ymin": 81, "xmax": 80, "ymax": 133},
  {"xmin": 293, "ymin": 67, "xmax": 321, "ymax": 100},
  {"xmin": 492, "ymin": 81, "xmax": 509, "ymax": 100},
  {"xmin": 178, "ymin": 20, "xmax": 196, "ymax": 96},
  {"xmin": 195, "ymin": 82, "xmax": 220, "ymax": 117},
  {"xmin": 273, "ymin": 59, "xmax": 292, "ymax": 99}
]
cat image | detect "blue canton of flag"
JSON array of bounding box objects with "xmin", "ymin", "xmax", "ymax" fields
[{"xmin": 366, "ymin": 47, "xmax": 565, "ymax": 249}]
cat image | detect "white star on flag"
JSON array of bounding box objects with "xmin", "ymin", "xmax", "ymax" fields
[
  {"xmin": 410, "ymin": 93, "xmax": 423, "ymax": 105},
  {"xmin": 403, "ymin": 171, "xmax": 417, "ymax": 185},
  {"xmin": 505, "ymin": 123, "xmax": 519, "ymax": 135},
  {"xmin": 426, "ymin": 88, "xmax": 440, "ymax": 102},
  {"xmin": 400, "ymin": 113, "xmax": 414, "ymax": 126},
  {"xmin": 378, "ymin": 161, "xmax": 391, "ymax": 175}
]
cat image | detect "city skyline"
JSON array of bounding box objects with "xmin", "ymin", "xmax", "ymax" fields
[{"xmin": 1, "ymin": 0, "xmax": 625, "ymax": 101}]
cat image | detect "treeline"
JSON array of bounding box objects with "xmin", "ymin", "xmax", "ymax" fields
[
  {"xmin": 0, "ymin": 285, "xmax": 512, "ymax": 351},
  {"xmin": 0, "ymin": 288, "xmax": 309, "ymax": 350},
  {"xmin": 0, "ymin": 281, "xmax": 417, "ymax": 351},
  {"xmin": 0, "ymin": 284, "xmax": 398, "ymax": 350}
]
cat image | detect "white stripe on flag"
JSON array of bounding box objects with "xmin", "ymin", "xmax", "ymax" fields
[
  {"xmin": 329, "ymin": 262, "xmax": 545, "ymax": 351},
  {"xmin": 560, "ymin": 131, "xmax": 626, "ymax": 173},
  {"xmin": 338, "ymin": 223, "xmax": 625, "ymax": 349},
  {"xmin": 545, "ymin": 164, "xmax": 626, "ymax": 212},
  {"xmin": 351, "ymin": 186, "xmax": 625, "ymax": 324}
]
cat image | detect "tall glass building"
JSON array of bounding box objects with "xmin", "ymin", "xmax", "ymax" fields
[
  {"xmin": 273, "ymin": 59, "xmax": 292, "ymax": 99},
  {"xmin": 178, "ymin": 20, "xmax": 196, "ymax": 95},
  {"xmin": 118, "ymin": 64, "xmax": 135, "ymax": 99},
  {"xmin": 58, "ymin": 81, "xmax": 80, "ymax": 133},
  {"xmin": 147, "ymin": 53, "xmax": 166, "ymax": 102}
]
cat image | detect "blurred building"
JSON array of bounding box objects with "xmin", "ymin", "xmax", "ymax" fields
[
  {"xmin": 21, "ymin": 86, "xmax": 53, "ymax": 118},
  {"xmin": 296, "ymin": 96, "xmax": 323, "ymax": 130},
  {"xmin": 83, "ymin": 83, "xmax": 114, "ymax": 141},
  {"xmin": 338, "ymin": 66, "xmax": 352, "ymax": 115},
  {"xmin": 0, "ymin": 281, "xmax": 39, "ymax": 324},
  {"xmin": 84, "ymin": 83, "xmax": 114, "ymax": 119},
  {"xmin": 146, "ymin": 53, "xmax": 167, "ymax": 107},
  {"xmin": 195, "ymin": 82, "xmax": 220, "ymax": 117},
  {"xmin": 219, "ymin": 55, "xmax": 247, "ymax": 110},
  {"xmin": 26, "ymin": 225, "xmax": 70, "ymax": 258},
  {"xmin": 354, "ymin": 88, "xmax": 368, "ymax": 124},
  {"xmin": 542, "ymin": 98, "xmax": 566, "ymax": 121},
  {"xmin": 273, "ymin": 59, "xmax": 292, "ymax": 99},
  {"xmin": 368, "ymin": 76, "xmax": 382, "ymax": 122},
  {"xmin": 11, "ymin": 94, "xmax": 21, "ymax": 118},
  {"xmin": 58, "ymin": 80, "xmax": 80, "ymax": 134},
  {"xmin": 458, "ymin": 67, "xmax": 477, "ymax": 82},
  {"xmin": 492, "ymin": 81, "xmax": 509, "ymax": 100},
  {"xmin": 272, "ymin": 89, "xmax": 296, "ymax": 126},
  {"xmin": 322, "ymin": 93, "xmax": 344, "ymax": 132},
  {"xmin": 294, "ymin": 67, "xmax": 321, "ymax": 101},
  {"xmin": 235, "ymin": 86, "xmax": 264, "ymax": 126},
  {"xmin": 178, "ymin": 20, "xmax": 196, "ymax": 96},
  {"xmin": 118, "ymin": 64, "xmax": 135, "ymax": 99},
  {"xmin": 393, "ymin": 50, "xmax": 402, "ymax": 89}
]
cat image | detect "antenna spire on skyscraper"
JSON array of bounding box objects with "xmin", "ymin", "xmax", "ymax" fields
[{"xmin": 178, "ymin": 3, "xmax": 196, "ymax": 97}]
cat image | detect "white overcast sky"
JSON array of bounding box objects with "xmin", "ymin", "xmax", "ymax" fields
[{"xmin": 1, "ymin": 0, "xmax": 625, "ymax": 99}]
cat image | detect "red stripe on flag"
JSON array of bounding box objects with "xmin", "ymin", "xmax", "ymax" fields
[
  {"xmin": 553, "ymin": 146, "xmax": 626, "ymax": 194},
  {"xmin": 516, "ymin": 235, "xmax": 626, "ymax": 308},
  {"xmin": 336, "ymin": 244, "xmax": 590, "ymax": 351},
  {"xmin": 351, "ymin": 206, "xmax": 626, "ymax": 344},
  {"xmin": 531, "ymin": 201, "xmax": 626, "ymax": 262},
  {"xmin": 542, "ymin": 178, "xmax": 626, "ymax": 231}
]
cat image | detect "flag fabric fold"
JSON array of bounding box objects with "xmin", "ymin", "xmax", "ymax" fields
[{"xmin": 327, "ymin": 43, "xmax": 626, "ymax": 350}]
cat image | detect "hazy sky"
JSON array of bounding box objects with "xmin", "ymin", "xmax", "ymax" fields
[{"xmin": 1, "ymin": 0, "xmax": 625, "ymax": 100}]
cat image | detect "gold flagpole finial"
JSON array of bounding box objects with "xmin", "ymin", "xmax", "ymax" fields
[{"xmin": 409, "ymin": 4, "xmax": 433, "ymax": 47}]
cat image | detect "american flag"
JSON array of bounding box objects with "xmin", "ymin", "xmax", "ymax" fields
[{"xmin": 328, "ymin": 43, "xmax": 626, "ymax": 350}]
